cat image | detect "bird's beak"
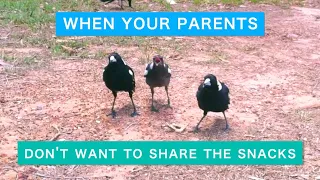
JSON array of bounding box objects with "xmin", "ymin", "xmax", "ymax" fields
[
  {"xmin": 155, "ymin": 59, "xmax": 161, "ymax": 66},
  {"xmin": 109, "ymin": 56, "xmax": 117, "ymax": 63},
  {"xmin": 203, "ymin": 78, "xmax": 211, "ymax": 87}
]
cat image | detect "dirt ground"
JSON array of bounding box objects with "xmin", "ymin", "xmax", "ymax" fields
[{"xmin": 1, "ymin": 2, "xmax": 320, "ymax": 180}]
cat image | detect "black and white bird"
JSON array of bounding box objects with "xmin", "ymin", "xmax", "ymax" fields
[
  {"xmin": 103, "ymin": 52, "xmax": 138, "ymax": 118},
  {"xmin": 195, "ymin": 74, "xmax": 230, "ymax": 132},
  {"xmin": 144, "ymin": 55, "xmax": 172, "ymax": 112},
  {"xmin": 100, "ymin": 0, "xmax": 132, "ymax": 9}
]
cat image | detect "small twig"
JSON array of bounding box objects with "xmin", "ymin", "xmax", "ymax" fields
[
  {"xmin": 244, "ymin": 135, "xmax": 256, "ymax": 138},
  {"xmin": 35, "ymin": 173, "xmax": 52, "ymax": 178},
  {"xmin": 248, "ymin": 176, "xmax": 264, "ymax": 180},
  {"xmin": 125, "ymin": 122, "xmax": 137, "ymax": 131},
  {"xmin": 50, "ymin": 133, "xmax": 62, "ymax": 141},
  {"xmin": 35, "ymin": 172, "xmax": 112, "ymax": 179},
  {"xmin": 49, "ymin": 125, "xmax": 73, "ymax": 141},
  {"xmin": 289, "ymin": 174, "xmax": 299, "ymax": 177},
  {"xmin": 1, "ymin": 77, "xmax": 19, "ymax": 82},
  {"xmin": 87, "ymin": 174, "xmax": 112, "ymax": 178},
  {"xmin": 50, "ymin": 125, "xmax": 62, "ymax": 141},
  {"xmin": 217, "ymin": 56, "xmax": 230, "ymax": 63},
  {"xmin": 165, "ymin": 123, "xmax": 188, "ymax": 133},
  {"xmin": 131, "ymin": 167, "xmax": 144, "ymax": 173},
  {"xmin": 260, "ymin": 120, "xmax": 267, "ymax": 133},
  {"xmin": 3, "ymin": 166, "xmax": 18, "ymax": 172},
  {"xmin": 313, "ymin": 78, "xmax": 320, "ymax": 91},
  {"xmin": 0, "ymin": 32, "xmax": 10, "ymax": 39}
]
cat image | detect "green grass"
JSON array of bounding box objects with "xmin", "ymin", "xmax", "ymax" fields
[
  {"xmin": 153, "ymin": 0, "xmax": 173, "ymax": 11},
  {"xmin": 23, "ymin": 56, "xmax": 38, "ymax": 65},
  {"xmin": 1, "ymin": 53, "xmax": 41, "ymax": 67},
  {"xmin": 94, "ymin": 50, "xmax": 108, "ymax": 60},
  {"xmin": 2, "ymin": 54, "xmax": 16, "ymax": 63},
  {"xmin": 51, "ymin": 40, "xmax": 89, "ymax": 56},
  {"xmin": 0, "ymin": 0, "xmax": 55, "ymax": 30},
  {"xmin": 0, "ymin": 0, "xmax": 99, "ymax": 30},
  {"xmin": 0, "ymin": 0, "xmax": 306, "ymax": 62}
]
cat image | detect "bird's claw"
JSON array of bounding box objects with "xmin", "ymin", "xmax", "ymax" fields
[
  {"xmin": 224, "ymin": 124, "xmax": 230, "ymax": 131},
  {"xmin": 131, "ymin": 111, "xmax": 139, "ymax": 117},
  {"xmin": 151, "ymin": 106, "xmax": 159, "ymax": 112},
  {"xmin": 192, "ymin": 126, "xmax": 200, "ymax": 133},
  {"xmin": 107, "ymin": 110, "xmax": 117, "ymax": 118}
]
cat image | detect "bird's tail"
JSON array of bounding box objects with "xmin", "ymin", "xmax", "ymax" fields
[{"xmin": 100, "ymin": 0, "xmax": 115, "ymax": 3}]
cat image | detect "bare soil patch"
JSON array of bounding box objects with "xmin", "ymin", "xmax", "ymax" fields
[{"xmin": 1, "ymin": 3, "xmax": 320, "ymax": 180}]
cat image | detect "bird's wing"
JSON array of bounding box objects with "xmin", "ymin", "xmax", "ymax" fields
[
  {"xmin": 144, "ymin": 63, "xmax": 153, "ymax": 77},
  {"xmin": 164, "ymin": 63, "xmax": 172, "ymax": 77},
  {"xmin": 102, "ymin": 67, "xmax": 108, "ymax": 82},
  {"xmin": 221, "ymin": 82, "xmax": 230, "ymax": 104},
  {"xmin": 127, "ymin": 66, "xmax": 136, "ymax": 90},
  {"xmin": 222, "ymin": 82, "xmax": 229, "ymax": 94},
  {"xmin": 196, "ymin": 83, "xmax": 204, "ymax": 98}
]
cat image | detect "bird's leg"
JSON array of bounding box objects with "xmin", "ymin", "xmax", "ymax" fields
[
  {"xmin": 222, "ymin": 111, "xmax": 229, "ymax": 130},
  {"xmin": 107, "ymin": 91, "xmax": 117, "ymax": 118},
  {"xmin": 128, "ymin": 0, "xmax": 133, "ymax": 8},
  {"xmin": 151, "ymin": 87, "xmax": 158, "ymax": 112},
  {"xmin": 129, "ymin": 91, "xmax": 139, "ymax": 117},
  {"xmin": 119, "ymin": 0, "xmax": 124, "ymax": 9},
  {"xmin": 165, "ymin": 86, "xmax": 172, "ymax": 109},
  {"xmin": 193, "ymin": 111, "xmax": 208, "ymax": 133}
]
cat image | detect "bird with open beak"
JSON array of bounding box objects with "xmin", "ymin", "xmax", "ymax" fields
[{"xmin": 144, "ymin": 55, "xmax": 172, "ymax": 112}]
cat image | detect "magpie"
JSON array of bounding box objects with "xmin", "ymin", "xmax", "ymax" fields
[
  {"xmin": 100, "ymin": 0, "xmax": 132, "ymax": 9},
  {"xmin": 194, "ymin": 74, "xmax": 230, "ymax": 132},
  {"xmin": 103, "ymin": 52, "xmax": 138, "ymax": 118},
  {"xmin": 144, "ymin": 55, "xmax": 172, "ymax": 112}
]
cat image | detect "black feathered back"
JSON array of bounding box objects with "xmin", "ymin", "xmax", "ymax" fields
[
  {"xmin": 103, "ymin": 54, "xmax": 135, "ymax": 93},
  {"xmin": 196, "ymin": 75, "xmax": 230, "ymax": 113}
]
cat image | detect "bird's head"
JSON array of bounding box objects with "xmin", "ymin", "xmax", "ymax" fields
[
  {"xmin": 152, "ymin": 55, "xmax": 164, "ymax": 66},
  {"xmin": 107, "ymin": 52, "xmax": 127, "ymax": 66},
  {"xmin": 203, "ymin": 74, "xmax": 222, "ymax": 91}
]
